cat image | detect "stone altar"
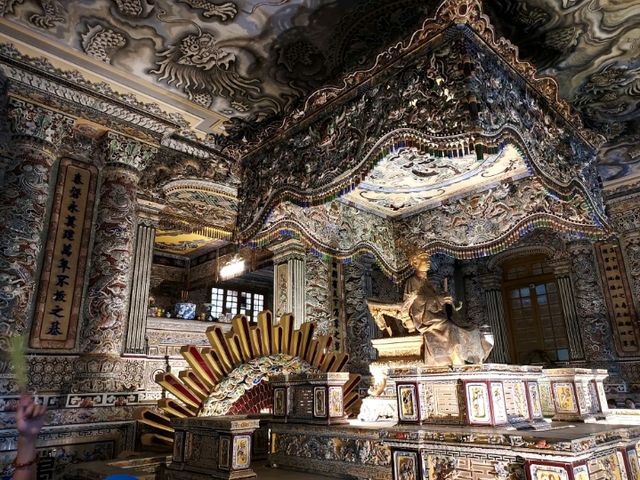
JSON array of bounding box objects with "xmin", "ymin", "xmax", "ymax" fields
[
  {"xmin": 389, "ymin": 363, "xmax": 548, "ymax": 429},
  {"xmin": 270, "ymin": 372, "xmax": 350, "ymax": 425},
  {"xmin": 540, "ymin": 368, "xmax": 610, "ymax": 422},
  {"xmin": 163, "ymin": 415, "xmax": 260, "ymax": 480}
]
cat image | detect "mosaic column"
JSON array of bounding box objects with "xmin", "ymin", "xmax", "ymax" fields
[
  {"xmin": 76, "ymin": 133, "xmax": 155, "ymax": 392},
  {"xmin": 343, "ymin": 257, "xmax": 375, "ymax": 374},
  {"xmin": 124, "ymin": 220, "xmax": 156, "ymax": 355},
  {"xmin": 304, "ymin": 253, "xmax": 332, "ymax": 337},
  {"xmin": 480, "ymin": 273, "xmax": 510, "ymax": 363},
  {"xmin": 430, "ymin": 253, "xmax": 456, "ymax": 297},
  {"xmin": 567, "ymin": 240, "xmax": 616, "ymax": 362},
  {"xmin": 271, "ymin": 239, "xmax": 306, "ymax": 328},
  {"xmin": 0, "ymin": 98, "xmax": 74, "ymax": 358},
  {"xmin": 550, "ymin": 259, "xmax": 584, "ymax": 360},
  {"xmin": 460, "ymin": 260, "xmax": 486, "ymax": 327}
]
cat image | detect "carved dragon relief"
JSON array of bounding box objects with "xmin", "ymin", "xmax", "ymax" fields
[
  {"xmin": 177, "ymin": 0, "xmax": 237, "ymax": 21},
  {"xmin": 4, "ymin": 0, "xmax": 66, "ymax": 29},
  {"xmin": 151, "ymin": 26, "xmax": 280, "ymax": 113}
]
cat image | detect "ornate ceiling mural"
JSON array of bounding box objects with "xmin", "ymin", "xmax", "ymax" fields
[
  {"xmin": 0, "ymin": 0, "xmax": 429, "ymax": 130},
  {"xmin": 341, "ymin": 143, "xmax": 530, "ymax": 218},
  {"xmin": 151, "ymin": 178, "xmax": 237, "ymax": 255},
  {"xmin": 0, "ymin": 0, "xmax": 637, "ymax": 184},
  {"xmin": 483, "ymin": 0, "xmax": 640, "ymax": 183},
  {"xmin": 162, "ymin": 179, "xmax": 237, "ymax": 230},
  {"xmin": 0, "ymin": 0, "xmax": 636, "ymax": 261}
]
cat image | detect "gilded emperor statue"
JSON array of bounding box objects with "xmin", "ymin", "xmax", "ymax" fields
[{"xmin": 368, "ymin": 254, "xmax": 493, "ymax": 366}]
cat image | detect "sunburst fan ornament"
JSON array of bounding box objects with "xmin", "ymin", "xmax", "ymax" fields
[{"xmin": 138, "ymin": 312, "xmax": 360, "ymax": 446}]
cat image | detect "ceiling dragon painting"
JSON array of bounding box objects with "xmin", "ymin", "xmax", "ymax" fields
[{"xmin": 0, "ymin": 0, "xmax": 429, "ymax": 130}]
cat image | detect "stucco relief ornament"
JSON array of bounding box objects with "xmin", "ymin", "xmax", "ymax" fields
[
  {"xmin": 112, "ymin": 0, "xmax": 154, "ymax": 17},
  {"xmin": 178, "ymin": 0, "xmax": 237, "ymax": 21},
  {"xmin": 151, "ymin": 21, "xmax": 279, "ymax": 113},
  {"xmin": 81, "ymin": 24, "xmax": 127, "ymax": 64},
  {"xmin": 103, "ymin": 132, "xmax": 157, "ymax": 171}
]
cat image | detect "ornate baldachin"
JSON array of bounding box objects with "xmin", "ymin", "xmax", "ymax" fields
[
  {"xmin": 233, "ymin": 0, "xmax": 597, "ymax": 158},
  {"xmin": 236, "ymin": 125, "xmax": 606, "ymax": 243}
]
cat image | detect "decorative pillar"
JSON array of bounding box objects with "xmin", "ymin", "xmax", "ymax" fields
[
  {"xmin": 304, "ymin": 253, "xmax": 332, "ymax": 337},
  {"xmin": 271, "ymin": 239, "xmax": 306, "ymax": 328},
  {"xmin": 343, "ymin": 256, "xmax": 375, "ymax": 374},
  {"xmin": 480, "ymin": 273, "xmax": 510, "ymax": 364},
  {"xmin": 124, "ymin": 220, "xmax": 156, "ymax": 355},
  {"xmin": 594, "ymin": 239, "xmax": 640, "ymax": 357},
  {"xmin": 76, "ymin": 132, "xmax": 155, "ymax": 392},
  {"xmin": 0, "ymin": 98, "xmax": 74, "ymax": 358},
  {"xmin": 460, "ymin": 260, "xmax": 486, "ymax": 327},
  {"xmin": 430, "ymin": 253, "xmax": 456, "ymax": 297},
  {"xmin": 550, "ymin": 259, "xmax": 584, "ymax": 360},
  {"xmin": 620, "ymin": 232, "xmax": 640, "ymax": 309},
  {"xmin": 604, "ymin": 199, "xmax": 640, "ymax": 391},
  {"xmin": 566, "ymin": 240, "xmax": 616, "ymax": 362}
]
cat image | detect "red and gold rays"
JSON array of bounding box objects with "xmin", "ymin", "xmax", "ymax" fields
[{"xmin": 138, "ymin": 312, "xmax": 360, "ymax": 446}]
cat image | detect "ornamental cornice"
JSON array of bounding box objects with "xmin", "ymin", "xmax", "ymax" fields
[
  {"xmin": 100, "ymin": 131, "xmax": 157, "ymax": 172},
  {"xmin": 270, "ymin": 238, "xmax": 307, "ymax": 263},
  {"xmin": 0, "ymin": 43, "xmax": 189, "ymax": 131},
  {"xmin": 6, "ymin": 96, "xmax": 74, "ymax": 149},
  {"xmin": 162, "ymin": 178, "xmax": 237, "ymax": 199}
]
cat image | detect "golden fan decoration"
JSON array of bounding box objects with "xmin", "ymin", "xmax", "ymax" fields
[{"xmin": 138, "ymin": 312, "xmax": 360, "ymax": 446}]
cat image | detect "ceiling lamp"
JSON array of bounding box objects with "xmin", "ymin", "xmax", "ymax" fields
[{"xmin": 219, "ymin": 255, "xmax": 246, "ymax": 280}]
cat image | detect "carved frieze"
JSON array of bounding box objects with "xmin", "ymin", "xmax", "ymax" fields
[
  {"xmin": 6, "ymin": 96, "xmax": 74, "ymax": 148},
  {"xmin": 258, "ymin": 200, "xmax": 403, "ymax": 276}
]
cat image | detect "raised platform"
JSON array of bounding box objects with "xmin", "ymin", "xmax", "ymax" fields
[
  {"xmin": 269, "ymin": 420, "xmax": 640, "ymax": 480},
  {"xmin": 389, "ymin": 363, "xmax": 547, "ymax": 428}
]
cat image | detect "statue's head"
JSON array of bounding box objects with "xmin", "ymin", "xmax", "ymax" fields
[{"xmin": 410, "ymin": 252, "xmax": 430, "ymax": 273}]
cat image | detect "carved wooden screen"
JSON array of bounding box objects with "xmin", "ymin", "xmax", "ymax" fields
[{"xmin": 502, "ymin": 256, "xmax": 570, "ymax": 364}]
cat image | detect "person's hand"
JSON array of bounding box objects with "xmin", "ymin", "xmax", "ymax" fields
[
  {"xmin": 16, "ymin": 394, "xmax": 47, "ymax": 441},
  {"xmin": 442, "ymin": 295, "xmax": 454, "ymax": 305}
]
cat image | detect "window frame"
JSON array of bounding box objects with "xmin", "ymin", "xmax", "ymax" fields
[{"xmin": 501, "ymin": 255, "xmax": 569, "ymax": 364}]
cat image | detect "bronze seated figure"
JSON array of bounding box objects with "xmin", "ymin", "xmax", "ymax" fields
[{"xmin": 368, "ymin": 254, "xmax": 493, "ymax": 366}]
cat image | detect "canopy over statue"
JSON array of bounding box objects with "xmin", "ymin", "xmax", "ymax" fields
[{"xmin": 368, "ymin": 253, "xmax": 493, "ymax": 366}]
